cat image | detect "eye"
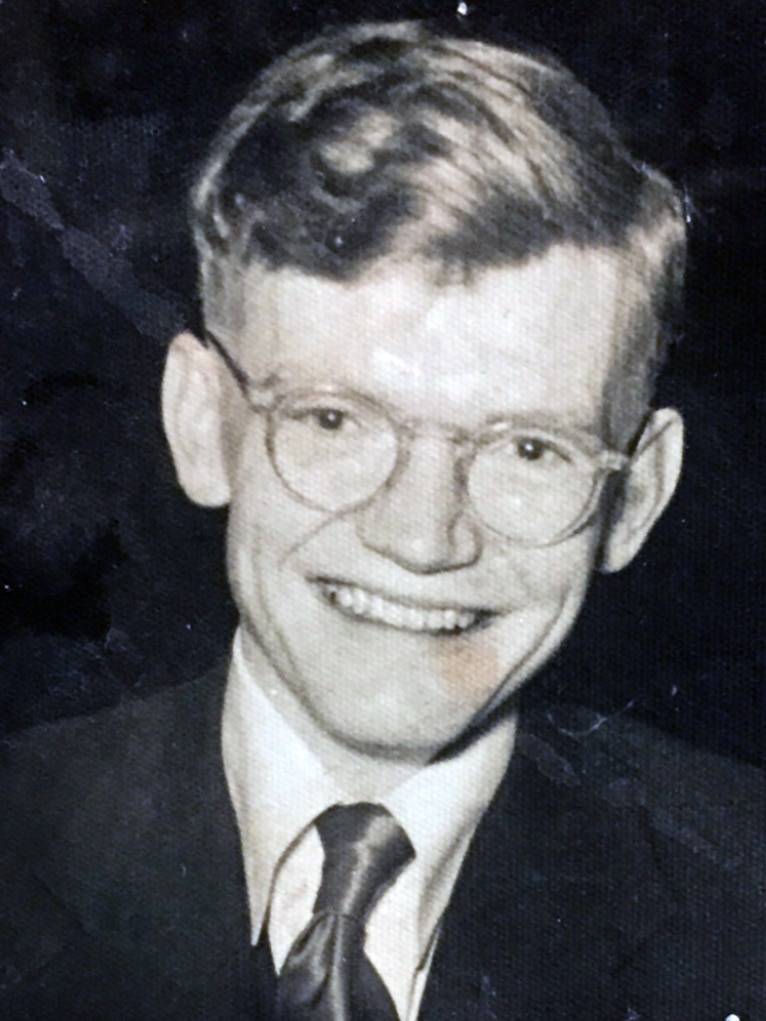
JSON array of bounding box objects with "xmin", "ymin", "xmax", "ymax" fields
[
  {"xmin": 283, "ymin": 396, "xmax": 377, "ymax": 443},
  {"xmin": 513, "ymin": 435, "xmax": 569, "ymax": 464},
  {"xmin": 311, "ymin": 407, "xmax": 346, "ymax": 431},
  {"xmin": 515, "ymin": 437, "xmax": 548, "ymax": 461}
]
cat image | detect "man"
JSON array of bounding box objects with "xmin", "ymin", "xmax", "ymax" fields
[{"xmin": 2, "ymin": 20, "xmax": 764, "ymax": 1021}]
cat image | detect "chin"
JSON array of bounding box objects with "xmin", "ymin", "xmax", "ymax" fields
[{"xmin": 275, "ymin": 612, "xmax": 546, "ymax": 759}]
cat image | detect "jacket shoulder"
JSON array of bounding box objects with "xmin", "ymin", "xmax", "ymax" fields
[
  {"xmin": 529, "ymin": 704, "xmax": 764, "ymax": 882},
  {"xmin": 0, "ymin": 669, "xmax": 230, "ymax": 1007},
  {"xmin": 1, "ymin": 667, "xmax": 225, "ymax": 809}
]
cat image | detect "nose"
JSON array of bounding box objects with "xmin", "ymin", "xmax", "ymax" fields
[{"xmin": 355, "ymin": 434, "xmax": 482, "ymax": 573}]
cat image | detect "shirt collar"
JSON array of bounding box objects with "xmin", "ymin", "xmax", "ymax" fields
[
  {"xmin": 222, "ymin": 630, "xmax": 340, "ymax": 938},
  {"xmin": 222, "ymin": 627, "xmax": 516, "ymax": 944}
]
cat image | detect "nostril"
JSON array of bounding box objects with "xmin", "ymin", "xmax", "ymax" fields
[{"xmin": 356, "ymin": 494, "xmax": 481, "ymax": 573}]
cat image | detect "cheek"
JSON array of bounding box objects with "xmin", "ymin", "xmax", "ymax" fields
[
  {"xmin": 432, "ymin": 631, "xmax": 501, "ymax": 698},
  {"xmin": 229, "ymin": 436, "xmax": 301, "ymax": 552},
  {"xmin": 526, "ymin": 525, "xmax": 603, "ymax": 591},
  {"xmin": 226, "ymin": 446, "xmax": 337, "ymax": 595},
  {"xmin": 225, "ymin": 452, "xmax": 295, "ymax": 597},
  {"xmin": 483, "ymin": 535, "xmax": 600, "ymax": 608},
  {"xmin": 431, "ymin": 540, "xmax": 599, "ymax": 699}
]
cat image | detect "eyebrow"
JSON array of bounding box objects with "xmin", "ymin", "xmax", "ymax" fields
[{"xmin": 484, "ymin": 410, "xmax": 603, "ymax": 441}]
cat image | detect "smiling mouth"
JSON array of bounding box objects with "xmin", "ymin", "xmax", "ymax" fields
[{"xmin": 313, "ymin": 579, "xmax": 495, "ymax": 635}]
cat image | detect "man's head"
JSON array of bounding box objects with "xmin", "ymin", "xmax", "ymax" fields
[{"xmin": 163, "ymin": 21, "xmax": 685, "ymax": 766}]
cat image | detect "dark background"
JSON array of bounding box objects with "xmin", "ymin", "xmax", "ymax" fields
[{"xmin": 0, "ymin": 0, "xmax": 764, "ymax": 765}]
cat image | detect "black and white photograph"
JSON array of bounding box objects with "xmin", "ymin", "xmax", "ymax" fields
[{"xmin": 1, "ymin": 3, "xmax": 764, "ymax": 1018}]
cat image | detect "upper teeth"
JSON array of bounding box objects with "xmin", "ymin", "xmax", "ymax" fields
[{"xmin": 317, "ymin": 582, "xmax": 479, "ymax": 633}]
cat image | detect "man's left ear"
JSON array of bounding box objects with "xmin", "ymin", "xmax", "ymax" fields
[{"xmin": 600, "ymin": 407, "xmax": 684, "ymax": 573}]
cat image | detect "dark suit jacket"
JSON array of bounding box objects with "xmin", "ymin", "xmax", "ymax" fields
[{"xmin": 1, "ymin": 668, "xmax": 764, "ymax": 1020}]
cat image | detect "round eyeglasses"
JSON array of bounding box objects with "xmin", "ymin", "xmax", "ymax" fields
[{"xmin": 204, "ymin": 330, "xmax": 630, "ymax": 548}]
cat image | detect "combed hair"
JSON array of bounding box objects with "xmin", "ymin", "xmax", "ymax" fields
[{"xmin": 191, "ymin": 20, "xmax": 685, "ymax": 415}]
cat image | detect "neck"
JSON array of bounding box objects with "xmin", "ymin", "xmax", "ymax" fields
[{"xmin": 237, "ymin": 627, "xmax": 427, "ymax": 800}]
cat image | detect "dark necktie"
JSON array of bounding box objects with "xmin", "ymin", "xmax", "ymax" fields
[{"xmin": 276, "ymin": 803, "xmax": 415, "ymax": 1021}]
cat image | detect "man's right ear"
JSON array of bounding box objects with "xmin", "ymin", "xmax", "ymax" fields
[{"xmin": 161, "ymin": 331, "xmax": 232, "ymax": 507}]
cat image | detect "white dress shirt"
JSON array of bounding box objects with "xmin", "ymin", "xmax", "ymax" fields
[{"xmin": 222, "ymin": 629, "xmax": 515, "ymax": 1021}]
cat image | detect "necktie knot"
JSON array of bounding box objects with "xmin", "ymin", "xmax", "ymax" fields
[{"xmin": 314, "ymin": 803, "xmax": 415, "ymax": 923}]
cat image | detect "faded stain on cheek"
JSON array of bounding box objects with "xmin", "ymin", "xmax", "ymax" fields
[{"xmin": 433, "ymin": 632, "xmax": 501, "ymax": 704}]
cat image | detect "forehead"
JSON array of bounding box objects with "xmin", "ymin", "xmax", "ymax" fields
[{"xmin": 237, "ymin": 246, "xmax": 643, "ymax": 429}]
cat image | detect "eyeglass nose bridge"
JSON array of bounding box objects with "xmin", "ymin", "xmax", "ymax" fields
[
  {"xmin": 380, "ymin": 419, "xmax": 480, "ymax": 509},
  {"xmin": 352, "ymin": 426, "xmax": 485, "ymax": 572}
]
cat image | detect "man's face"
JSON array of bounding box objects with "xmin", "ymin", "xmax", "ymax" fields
[{"xmin": 204, "ymin": 244, "xmax": 646, "ymax": 762}]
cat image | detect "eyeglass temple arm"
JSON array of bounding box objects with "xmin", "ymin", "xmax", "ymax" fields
[{"xmin": 202, "ymin": 328, "xmax": 253, "ymax": 395}]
